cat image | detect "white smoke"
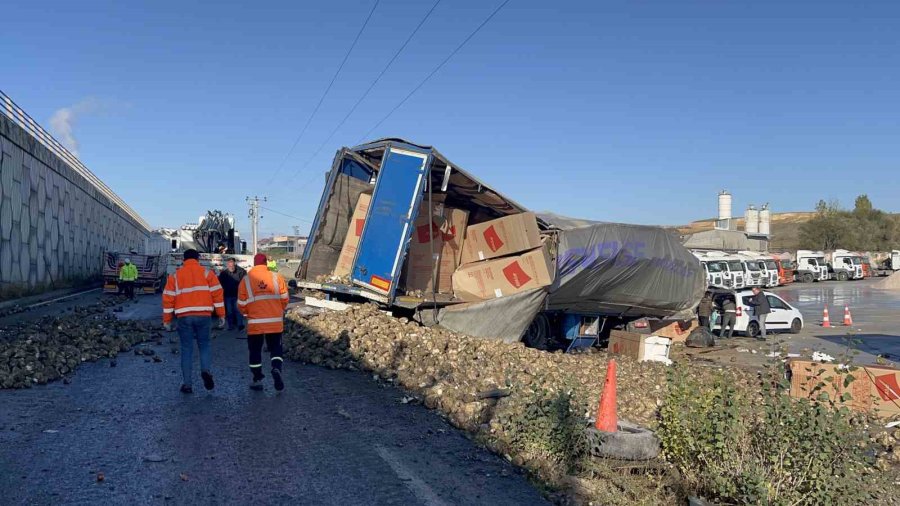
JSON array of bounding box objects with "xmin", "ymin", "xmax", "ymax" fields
[{"xmin": 48, "ymin": 98, "xmax": 104, "ymax": 157}]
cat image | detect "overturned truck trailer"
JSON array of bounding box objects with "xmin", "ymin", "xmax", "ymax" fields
[{"xmin": 296, "ymin": 138, "xmax": 705, "ymax": 346}]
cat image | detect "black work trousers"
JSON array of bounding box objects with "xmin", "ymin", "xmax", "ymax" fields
[{"xmin": 248, "ymin": 333, "xmax": 283, "ymax": 376}]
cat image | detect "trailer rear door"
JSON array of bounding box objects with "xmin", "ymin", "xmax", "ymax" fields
[{"xmin": 351, "ymin": 146, "xmax": 429, "ymax": 297}]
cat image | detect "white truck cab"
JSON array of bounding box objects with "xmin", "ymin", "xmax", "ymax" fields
[
  {"xmin": 891, "ymin": 250, "xmax": 900, "ymax": 271},
  {"xmin": 795, "ymin": 250, "xmax": 829, "ymax": 283},
  {"xmin": 826, "ymin": 249, "xmax": 864, "ymax": 281},
  {"xmin": 693, "ymin": 251, "xmax": 744, "ymax": 289},
  {"xmin": 737, "ymin": 251, "xmax": 779, "ymax": 287}
]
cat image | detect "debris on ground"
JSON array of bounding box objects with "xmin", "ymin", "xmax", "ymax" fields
[{"xmin": 0, "ymin": 297, "xmax": 157, "ymax": 388}]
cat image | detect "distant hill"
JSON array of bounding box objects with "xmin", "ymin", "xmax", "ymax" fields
[
  {"xmin": 676, "ymin": 212, "xmax": 816, "ymax": 252},
  {"xmin": 537, "ymin": 211, "xmax": 818, "ymax": 252}
]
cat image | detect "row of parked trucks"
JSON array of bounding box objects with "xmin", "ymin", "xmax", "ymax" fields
[{"xmin": 694, "ymin": 249, "xmax": 900, "ymax": 288}]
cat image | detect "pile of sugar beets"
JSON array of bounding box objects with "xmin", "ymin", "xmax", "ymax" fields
[
  {"xmin": 282, "ymin": 303, "xmax": 754, "ymax": 473},
  {"xmin": 0, "ymin": 297, "xmax": 159, "ymax": 388}
]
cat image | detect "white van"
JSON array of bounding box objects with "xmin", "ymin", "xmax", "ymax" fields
[{"xmin": 710, "ymin": 288, "xmax": 804, "ymax": 338}]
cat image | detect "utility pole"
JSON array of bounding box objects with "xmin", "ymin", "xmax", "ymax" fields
[{"xmin": 246, "ymin": 196, "xmax": 266, "ymax": 254}]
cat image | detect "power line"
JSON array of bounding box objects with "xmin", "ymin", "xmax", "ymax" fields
[
  {"xmin": 260, "ymin": 206, "xmax": 314, "ymax": 224},
  {"xmin": 265, "ymin": 0, "xmax": 381, "ymax": 185},
  {"xmin": 284, "ymin": 0, "xmax": 443, "ymax": 184},
  {"xmin": 357, "ymin": 0, "xmax": 511, "ymax": 143}
]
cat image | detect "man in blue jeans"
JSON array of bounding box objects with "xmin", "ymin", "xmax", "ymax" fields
[
  {"xmin": 162, "ymin": 249, "xmax": 226, "ymax": 394},
  {"xmin": 217, "ymin": 258, "xmax": 246, "ymax": 332}
]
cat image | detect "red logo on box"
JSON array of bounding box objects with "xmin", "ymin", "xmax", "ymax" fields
[
  {"xmin": 416, "ymin": 222, "xmax": 440, "ymax": 244},
  {"xmin": 502, "ymin": 261, "xmax": 531, "ymax": 288},
  {"xmin": 355, "ymin": 219, "xmax": 365, "ymax": 237},
  {"xmin": 874, "ymin": 373, "xmax": 900, "ymax": 401},
  {"xmin": 482, "ymin": 225, "xmax": 504, "ymax": 252}
]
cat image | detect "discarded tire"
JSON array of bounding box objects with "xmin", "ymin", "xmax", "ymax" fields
[{"xmin": 585, "ymin": 420, "xmax": 660, "ymax": 460}]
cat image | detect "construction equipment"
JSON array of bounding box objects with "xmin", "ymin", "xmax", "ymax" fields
[{"xmin": 160, "ymin": 211, "xmax": 254, "ymax": 275}]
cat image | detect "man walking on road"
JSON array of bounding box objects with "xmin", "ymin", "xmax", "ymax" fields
[
  {"xmin": 239, "ymin": 253, "xmax": 289, "ymax": 391},
  {"xmin": 749, "ymin": 287, "xmax": 771, "ymax": 340},
  {"xmin": 162, "ymin": 249, "xmax": 226, "ymax": 394},
  {"xmin": 119, "ymin": 258, "xmax": 138, "ymax": 300},
  {"xmin": 719, "ymin": 295, "xmax": 737, "ymax": 339},
  {"xmin": 218, "ymin": 258, "xmax": 246, "ymax": 332}
]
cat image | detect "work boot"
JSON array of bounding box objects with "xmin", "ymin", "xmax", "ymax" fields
[
  {"xmin": 250, "ymin": 370, "xmax": 265, "ymax": 391},
  {"xmin": 201, "ymin": 371, "xmax": 215, "ymax": 391},
  {"xmin": 272, "ymin": 369, "xmax": 284, "ymax": 392},
  {"xmin": 180, "ymin": 384, "xmax": 193, "ymax": 394}
]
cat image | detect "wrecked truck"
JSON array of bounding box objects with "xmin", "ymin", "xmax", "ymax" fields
[{"xmin": 295, "ymin": 138, "xmax": 706, "ymax": 349}]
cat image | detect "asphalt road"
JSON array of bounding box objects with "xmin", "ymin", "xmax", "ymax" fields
[
  {"xmin": 769, "ymin": 278, "xmax": 900, "ymax": 363},
  {"xmin": 0, "ymin": 294, "xmax": 547, "ymax": 506}
]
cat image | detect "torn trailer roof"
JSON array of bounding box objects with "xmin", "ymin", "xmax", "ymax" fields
[{"xmin": 297, "ymin": 138, "xmax": 552, "ymax": 306}]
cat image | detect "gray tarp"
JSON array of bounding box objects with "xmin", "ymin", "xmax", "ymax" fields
[
  {"xmin": 433, "ymin": 288, "xmax": 548, "ymax": 343},
  {"xmin": 548, "ymin": 223, "xmax": 705, "ymax": 318}
]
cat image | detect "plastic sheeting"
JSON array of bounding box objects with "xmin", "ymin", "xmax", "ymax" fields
[
  {"xmin": 433, "ymin": 288, "xmax": 548, "ymax": 343},
  {"xmin": 548, "ymin": 223, "xmax": 706, "ymax": 318}
]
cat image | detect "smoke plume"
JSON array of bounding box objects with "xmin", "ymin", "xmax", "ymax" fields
[{"xmin": 48, "ymin": 98, "xmax": 104, "ymax": 157}]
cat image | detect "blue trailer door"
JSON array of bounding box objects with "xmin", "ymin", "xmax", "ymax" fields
[{"xmin": 351, "ymin": 147, "xmax": 430, "ymax": 297}]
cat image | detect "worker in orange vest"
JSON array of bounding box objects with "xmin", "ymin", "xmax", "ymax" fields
[
  {"xmin": 162, "ymin": 249, "xmax": 226, "ymax": 394},
  {"xmin": 238, "ymin": 253, "xmax": 289, "ymax": 391}
]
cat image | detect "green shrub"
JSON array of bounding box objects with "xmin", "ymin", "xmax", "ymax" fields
[{"xmin": 658, "ymin": 362, "xmax": 884, "ymax": 505}]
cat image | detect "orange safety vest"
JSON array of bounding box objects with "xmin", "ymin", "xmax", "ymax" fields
[
  {"xmin": 237, "ymin": 265, "xmax": 289, "ymax": 335},
  {"xmin": 162, "ymin": 259, "xmax": 225, "ymax": 323}
]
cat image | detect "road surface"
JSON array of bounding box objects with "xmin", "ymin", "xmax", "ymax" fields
[{"xmin": 0, "ymin": 293, "xmax": 547, "ymax": 505}]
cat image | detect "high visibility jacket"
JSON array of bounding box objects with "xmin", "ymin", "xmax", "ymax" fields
[
  {"xmin": 119, "ymin": 263, "xmax": 138, "ymax": 282},
  {"xmin": 267, "ymin": 260, "xmax": 278, "ymax": 272},
  {"xmin": 162, "ymin": 259, "xmax": 225, "ymax": 324},
  {"xmin": 238, "ymin": 265, "xmax": 289, "ymax": 335}
]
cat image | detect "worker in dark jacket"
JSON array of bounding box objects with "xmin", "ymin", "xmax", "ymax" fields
[
  {"xmin": 749, "ymin": 287, "xmax": 771, "ymax": 340},
  {"xmin": 719, "ymin": 296, "xmax": 737, "ymax": 339},
  {"xmin": 698, "ymin": 292, "xmax": 714, "ymax": 329},
  {"xmin": 218, "ymin": 258, "xmax": 246, "ymax": 332}
]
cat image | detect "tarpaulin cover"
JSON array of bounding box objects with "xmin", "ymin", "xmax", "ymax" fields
[
  {"xmin": 433, "ymin": 288, "xmax": 548, "ymax": 343},
  {"xmin": 548, "ymin": 224, "xmax": 705, "ymax": 318}
]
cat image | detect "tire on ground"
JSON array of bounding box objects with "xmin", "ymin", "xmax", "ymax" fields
[{"xmin": 585, "ymin": 421, "xmax": 660, "ymax": 461}]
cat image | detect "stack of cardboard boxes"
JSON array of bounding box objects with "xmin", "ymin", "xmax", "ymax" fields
[
  {"xmin": 332, "ymin": 195, "xmax": 554, "ymax": 302},
  {"xmin": 451, "ymin": 212, "xmax": 554, "ymax": 302}
]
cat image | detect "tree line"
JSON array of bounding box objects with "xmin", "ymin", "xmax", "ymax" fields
[{"xmin": 799, "ymin": 195, "xmax": 900, "ymax": 251}]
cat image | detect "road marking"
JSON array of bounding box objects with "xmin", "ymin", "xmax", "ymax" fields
[
  {"xmin": 25, "ymin": 287, "xmax": 101, "ymax": 309},
  {"xmin": 375, "ymin": 445, "xmax": 449, "ymax": 506}
]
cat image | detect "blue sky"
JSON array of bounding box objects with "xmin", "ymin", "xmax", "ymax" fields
[{"xmin": 3, "ymin": 0, "xmax": 899, "ymax": 237}]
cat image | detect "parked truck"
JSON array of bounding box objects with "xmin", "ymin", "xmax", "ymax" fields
[
  {"xmin": 795, "ymin": 250, "xmax": 829, "ymax": 283},
  {"xmin": 737, "ymin": 251, "xmax": 778, "ymax": 287},
  {"xmin": 295, "ymin": 138, "xmax": 705, "ymax": 349},
  {"xmin": 772, "ymin": 253, "xmax": 794, "ymax": 285},
  {"xmin": 102, "ymin": 252, "xmax": 167, "ymax": 295},
  {"xmin": 825, "ymin": 249, "xmax": 864, "ymax": 281},
  {"xmin": 692, "ymin": 251, "xmax": 746, "ymax": 289},
  {"xmin": 161, "ymin": 211, "xmax": 253, "ymax": 275}
]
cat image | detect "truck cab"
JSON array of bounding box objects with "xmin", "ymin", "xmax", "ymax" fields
[
  {"xmin": 698, "ymin": 260, "xmax": 726, "ymax": 288},
  {"xmin": 795, "ymin": 250, "xmax": 829, "ymax": 283},
  {"xmin": 737, "ymin": 252, "xmax": 778, "ymax": 288},
  {"xmin": 693, "ymin": 252, "xmax": 744, "ymax": 289},
  {"xmin": 826, "ymin": 249, "xmax": 864, "ymax": 281},
  {"xmin": 773, "ymin": 256, "xmax": 794, "ymax": 285}
]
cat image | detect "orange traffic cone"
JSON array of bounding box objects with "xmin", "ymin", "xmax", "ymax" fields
[
  {"xmin": 822, "ymin": 307, "xmax": 831, "ymax": 328},
  {"xmin": 594, "ymin": 359, "xmax": 618, "ymax": 432},
  {"xmin": 843, "ymin": 306, "xmax": 853, "ymax": 326}
]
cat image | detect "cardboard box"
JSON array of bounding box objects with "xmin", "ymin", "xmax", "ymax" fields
[
  {"xmin": 608, "ymin": 330, "xmax": 672, "ymax": 363},
  {"xmin": 789, "ymin": 360, "xmax": 900, "ymax": 419},
  {"xmin": 461, "ymin": 212, "xmax": 542, "ymax": 264},
  {"xmin": 402, "ymin": 203, "xmax": 469, "ymax": 294},
  {"xmin": 333, "ymin": 193, "xmax": 372, "ymax": 277},
  {"xmin": 451, "ymin": 246, "xmax": 553, "ymax": 302},
  {"xmin": 652, "ymin": 319, "xmax": 699, "ymax": 344}
]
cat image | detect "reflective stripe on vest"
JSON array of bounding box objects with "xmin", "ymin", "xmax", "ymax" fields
[
  {"xmin": 247, "ymin": 317, "xmax": 283, "ymax": 324},
  {"xmin": 241, "ymin": 272, "xmax": 281, "ymax": 304},
  {"xmin": 175, "ymin": 305, "xmax": 214, "ymax": 314}
]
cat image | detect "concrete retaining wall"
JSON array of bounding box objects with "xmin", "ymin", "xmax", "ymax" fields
[{"xmin": 0, "ymin": 114, "xmax": 150, "ymax": 297}]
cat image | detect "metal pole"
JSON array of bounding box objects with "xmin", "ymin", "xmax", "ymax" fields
[{"xmin": 246, "ymin": 196, "xmax": 266, "ymax": 255}]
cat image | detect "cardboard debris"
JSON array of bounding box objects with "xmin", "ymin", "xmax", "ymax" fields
[
  {"xmin": 608, "ymin": 330, "xmax": 672, "ymax": 364},
  {"xmin": 402, "ymin": 202, "xmax": 469, "ymax": 294},
  {"xmin": 333, "ymin": 193, "xmax": 371, "ymax": 277},
  {"xmin": 651, "ymin": 320, "xmax": 698, "ymax": 344},
  {"xmin": 460, "ymin": 212, "xmax": 542, "ymax": 264},
  {"xmin": 451, "ymin": 246, "xmax": 553, "ymax": 302},
  {"xmin": 789, "ymin": 360, "xmax": 900, "ymax": 419}
]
